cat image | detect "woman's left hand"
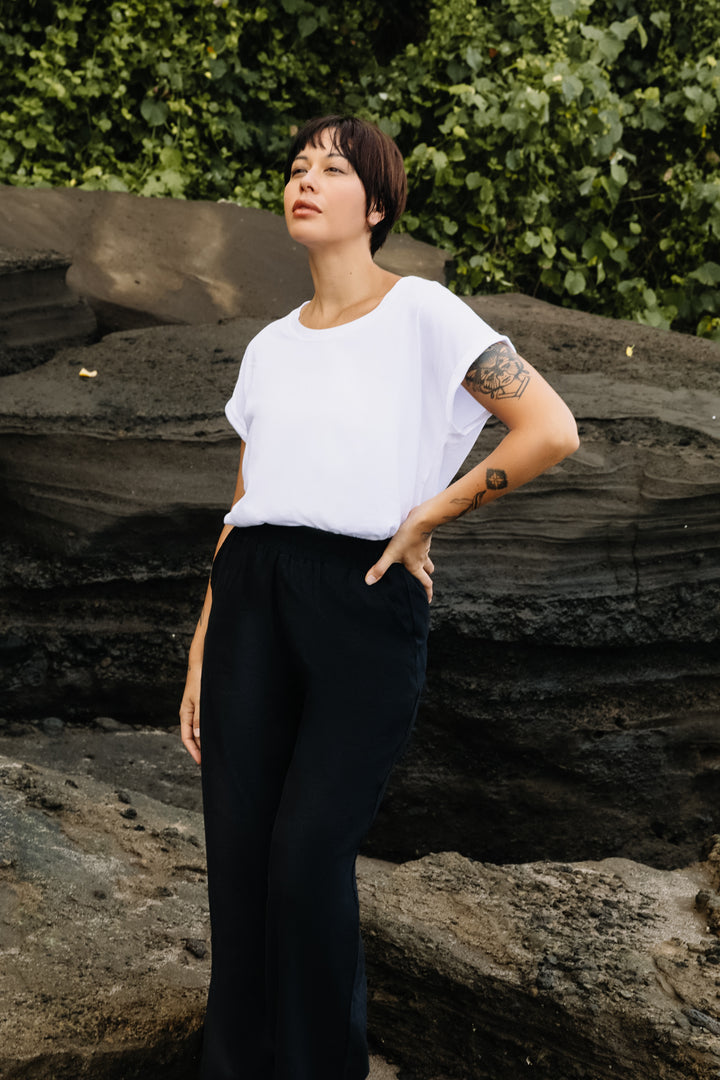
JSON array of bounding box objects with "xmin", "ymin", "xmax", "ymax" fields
[{"xmin": 364, "ymin": 506, "xmax": 435, "ymax": 603}]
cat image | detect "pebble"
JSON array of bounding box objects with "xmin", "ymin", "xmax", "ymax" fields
[
  {"xmin": 536, "ymin": 969, "xmax": 556, "ymax": 990},
  {"xmin": 184, "ymin": 938, "xmax": 208, "ymax": 959},
  {"xmin": 40, "ymin": 717, "xmax": 64, "ymax": 736},
  {"xmin": 94, "ymin": 716, "xmax": 124, "ymax": 732},
  {"xmin": 39, "ymin": 794, "xmax": 64, "ymax": 811}
]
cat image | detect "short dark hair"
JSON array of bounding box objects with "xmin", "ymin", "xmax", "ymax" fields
[{"xmin": 284, "ymin": 115, "xmax": 407, "ymax": 256}]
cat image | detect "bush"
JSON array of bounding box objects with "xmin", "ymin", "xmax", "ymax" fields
[
  {"xmin": 1, "ymin": 0, "xmax": 718, "ymax": 337},
  {"xmin": 369, "ymin": 0, "xmax": 720, "ymax": 337},
  {"xmin": 0, "ymin": 0, "xmax": 423, "ymax": 199}
]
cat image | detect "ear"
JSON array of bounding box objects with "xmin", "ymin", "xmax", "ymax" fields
[{"xmin": 367, "ymin": 207, "xmax": 384, "ymax": 228}]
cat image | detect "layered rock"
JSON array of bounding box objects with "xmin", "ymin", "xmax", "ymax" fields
[
  {"xmin": 0, "ymin": 189, "xmax": 718, "ymax": 872},
  {"xmin": 0, "ymin": 248, "xmax": 96, "ymax": 375},
  {"xmin": 369, "ymin": 299, "xmax": 720, "ymax": 868},
  {"xmin": 0, "ymin": 187, "xmax": 446, "ymax": 332}
]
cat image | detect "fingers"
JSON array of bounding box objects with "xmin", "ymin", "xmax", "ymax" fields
[
  {"xmin": 417, "ymin": 568, "xmax": 433, "ymax": 604},
  {"xmin": 179, "ymin": 702, "xmax": 202, "ymax": 766},
  {"xmin": 365, "ymin": 549, "xmax": 396, "ymax": 585},
  {"xmin": 366, "ymin": 556, "xmax": 434, "ymax": 603}
]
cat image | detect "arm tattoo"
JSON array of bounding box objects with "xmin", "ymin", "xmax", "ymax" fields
[
  {"xmin": 447, "ymin": 489, "xmax": 487, "ymax": 520},
  {"xmin": 445, "ymin": 468, "xmax": 510, "ymax": 522},
  {"xmin": 464, "ymin": 342, "xmax": 530, "ymax": 401},
  {"xmin": 486, "ymin": 468, "xmax": 507, "ymax": 490}
]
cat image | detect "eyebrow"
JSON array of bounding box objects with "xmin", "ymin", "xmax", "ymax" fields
[{"xmin": 292, "ymin": 151, "xmax": 347, "ymax": 163}]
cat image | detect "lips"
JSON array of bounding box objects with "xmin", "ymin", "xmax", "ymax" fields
[{"xmin": 292, "ymin": 199, "xmax": 321, "ymax": 215}]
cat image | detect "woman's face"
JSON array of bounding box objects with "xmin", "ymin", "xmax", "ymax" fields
[{"xmin": 284, "ymin": 129, "xmax": 376, "ymax": 251}]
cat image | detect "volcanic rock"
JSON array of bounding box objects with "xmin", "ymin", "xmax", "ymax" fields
[
  {"xmin": 0, "ymin": 247, "xmax": 96, "ymax": 375},
  {"xmin": 360, "ymin": 849, "xmax": 720, "ymax": 1080},
  {"xmin": 368, "ymin": 295, "xmax": 720, "ymax": 869},
  {"xmin": 0, "ymin": 190, "xmax": 717, "ymax": 871},
  {"xmin": 0, "ymin": 187, "xmax": 447, "ymax": 332},
  {"xmin": 2, "ymin": 739, "xmax": 718, "ymax": 1080},
  {"xmin": 0, "ymin": 752, "xmax": 209, "ymax": 1079}
]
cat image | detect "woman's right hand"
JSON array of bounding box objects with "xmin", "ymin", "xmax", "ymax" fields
[
  {"xmin": 179, "ymin": 662, "xmax": 202, "ymax": 765},
  {"xmin": 179, "ymin": 444, "xmax": 245, "ymax": 767}
]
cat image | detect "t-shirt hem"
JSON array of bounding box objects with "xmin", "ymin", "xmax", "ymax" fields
[
  {"xmin": 445, "ymin": 342, "xmax": 502, "ymax": 436},
  {"xmin": 224, "ymin": 399, "xmax": 248, "ymax": 440}
]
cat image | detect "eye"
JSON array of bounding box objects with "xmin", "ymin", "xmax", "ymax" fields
[{"xmin": 290, "ymin": 167, "xmax": 305, "ymax": 177}]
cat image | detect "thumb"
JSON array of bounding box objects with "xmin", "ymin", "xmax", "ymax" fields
[{"xmin": 365, "ymin": 552, "xmax": 394, "ymax": 585}]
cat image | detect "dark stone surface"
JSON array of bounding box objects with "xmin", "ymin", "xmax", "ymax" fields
[
  {"xmin": 0, "ymin": 190, "xmax": 717, "ymax": 874},
  {"xmin": 1, "ymin": 294, "xmax": 717, "ymax": 870},
  {"xmin": 0, "ymin": 246, "xmax": 97, "ymax": 375},
  {"xmin": 0, "ymin": 186, "xmax": 447, "ymax": 333},
  {"xmin": 360, "ymin": 848, "xmax": 720, "ymax": 1080},
  {"xmin": 3, "ymin": 735, "xmax": 718, "ymax": 1080}
]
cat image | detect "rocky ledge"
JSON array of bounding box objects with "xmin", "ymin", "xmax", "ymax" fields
[
  {"xmin": 1, "ymin": 288, "xmax": 717, "ymax": 869},
  {"xmin": 2, "ymin": 734, "xmax": 719, "ymax": 1080},
  {"xmin": 362, "ymin": 846, "xmax": 720, "ymax": 1080}
]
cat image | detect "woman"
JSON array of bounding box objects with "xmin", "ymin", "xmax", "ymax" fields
[{"xmin": 180, "ymin": 115, "xmax": 579, "ymax": 1080}]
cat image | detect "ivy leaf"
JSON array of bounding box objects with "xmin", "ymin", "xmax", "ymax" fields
[
  {"xmin": 688, "ymin": 262, "xmax": 720, "ymax": 285},
  {"xmin": 298, "ymin": 15, "xmax": 318, "ymax": 37},
  {"xmin": 564, "ymin": 269, "xmax": 586, "ymax": 294},
  {"xmin": 465, "ymin": 44, "xmax": 483, "ymax": 72},
  {"xmin": 550, "ymin": 0, "xmax": 582, "ymax": 17},
  {"xmin": 561, "ymin": 73, "xmax": 584, "ymax": 102},
  {"xmin": 140, "ymin": 98, "xmax": 169, "ymax": 126}
]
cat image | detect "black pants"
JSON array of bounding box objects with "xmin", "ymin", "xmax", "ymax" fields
[{"xmin": 199, "ymin": 524, "xmax": 429, "ymax": 1080}]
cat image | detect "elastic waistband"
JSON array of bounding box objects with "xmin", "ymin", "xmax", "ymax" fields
[{"xmin": 230, "ymin": 524, "xmax": 389, "ymax": 566}]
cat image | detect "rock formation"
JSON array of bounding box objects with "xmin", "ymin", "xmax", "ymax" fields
[
  {"xmin": 0, "ymin": 184, "xmax": 718, "ymax": 1077},
  {"xmin": 1, "ymin": 190, "xmax": 717, "ymax": 869},
  {"xmin": 0, "ymin": 248, "xmax": 96, "ymax": 375},
  {"xmin": 0, "ymin": 187, "xmax": 446, "ymax": 334},
  {"xmin": 0, "ymin": 748, "xmax": 208, "ymax": 1079},
  {"xmin": 361, "ymin": 847, "xmax": 720, "ymax": 1079},
  {"xmin": 2, "ymin": 730, "xmax": 720, "ymax": 1080}
]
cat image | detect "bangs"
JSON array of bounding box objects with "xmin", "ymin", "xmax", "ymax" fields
[
  {"xmin": 285, "ymin": 117, "xmax": 360, "ymax": 182},
  {"xmin": 284, "ymin": 115, "xmax": 407, "ymax": 255}
]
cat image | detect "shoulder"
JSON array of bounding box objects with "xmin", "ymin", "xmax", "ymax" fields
[
  {"xmin": 395, "ymin": 276, "xmax": 483, "ymax": 323},
  {"xmin": 247, "ymin": 306, "xmax": 305, "ymax": 349},
  {"xmin": 396, "ymin": 277, "xmax": 505, "ymax": 344},
  {"xmin": 394, "ymin": 274, "xmax": 449, "ymax": 306}
]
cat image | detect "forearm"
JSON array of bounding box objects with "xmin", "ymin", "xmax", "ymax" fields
[
  {"xmin": 417, "ymin": 421, "xmax": 578, "ymax": 531},
  {"xmin": 187, "ymin": 523, "xmax": 234, "ymax": 667}
]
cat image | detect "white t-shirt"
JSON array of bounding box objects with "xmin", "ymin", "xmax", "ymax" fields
[{"xmin": 223, "ymin": 275, "xmax": 511, "ymax": 540}]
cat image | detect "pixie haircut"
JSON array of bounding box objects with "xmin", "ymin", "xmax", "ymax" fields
[{"xmin": 284, "ymin": 115, "xmax": 407, "ymax": 256}]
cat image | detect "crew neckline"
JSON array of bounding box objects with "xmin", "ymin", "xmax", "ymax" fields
[{"xmin": 292, "ymin": 275, "xmax": 413, "ymax": 335}]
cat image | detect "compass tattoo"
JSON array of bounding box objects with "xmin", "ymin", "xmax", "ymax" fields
[
  {"xmin": 464, "ymin": 342, "xmax": 530, "ymax": 401},
  {"xmin": 445, "ymin": 468, "xmax": 509, "ymax": 521},
  {"xmin": 486, "ymin": 468, "xmax": 508, "ymax": 490}
]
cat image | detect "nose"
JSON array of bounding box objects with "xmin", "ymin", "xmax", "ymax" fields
[{"xmin": 299, "ymin": 166, "xmax": 317, "ymax": 191}]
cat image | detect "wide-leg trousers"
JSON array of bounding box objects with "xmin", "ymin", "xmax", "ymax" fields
[{"xmin": 198, "ymin": 524, "xmax": 430, "ymax": 1080}]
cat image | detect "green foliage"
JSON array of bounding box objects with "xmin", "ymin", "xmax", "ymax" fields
[
  {"xmin": 0, "ymin": 0, "xmax": 421, "ymax": 199},
  {"xmin": 1, "ymin": 0, "xmax": 718, "ymax": 337},
  {"xmin": 369, "ymin": 0, "xmax": 720, "ymax": 337}
]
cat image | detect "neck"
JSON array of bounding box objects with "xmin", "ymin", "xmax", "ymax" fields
[{"xmin": 303, "ymin": 240, "xmax": 396, "ymax": 325}]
